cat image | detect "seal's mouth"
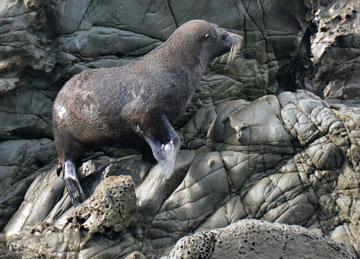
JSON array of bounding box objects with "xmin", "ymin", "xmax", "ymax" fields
[
  {"xmin": 212, "ymin": 33, "xmax": 243, "ymax": 68},
  {"xmin": 226, "ymin": 42, "xmax": 242, "ymax": 65},
  {"xmin": 226, "ymin": 32, "xmax": 243, "ymax": 65}
]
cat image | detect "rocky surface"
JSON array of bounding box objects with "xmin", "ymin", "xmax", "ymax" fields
[
  {"xmin": 3, "ymin": 90, "xmax": 359, "ymax": 258},
  {"xmin": 312, "ymin": 0, "xmax": 360, "ymax": 105},
  {"xmin": 0, "ymin": 139, "xmax": 56, "ymax": 229},
  {"xmin": 5, "ymin": 175, "xmax": 137, "ymax": 258},
  {"xmin": 166, "ymin": 219, "xmax": 355, "ymax": 258},
  {"xmin": 1, "ymin": 0, "xmax": 360, "ymax": 258}
]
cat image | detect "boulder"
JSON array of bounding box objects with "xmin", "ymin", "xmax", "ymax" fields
[{"xmin": 165, "ymin": 219, "xmax": 355, "ymax": 259}]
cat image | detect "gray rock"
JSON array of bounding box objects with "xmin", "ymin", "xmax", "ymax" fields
[
  {"xmin": 6, "ymin": 175, "xmax": 137, "ymax": 259},
  {"xmin": 4, "ymin": 91, "xmax": 360, "ymax": 257},
  {"xmin": 136, "ymin": 150, "xmax": 195, "ymax": 220},
  {"xmin": 0, "ymin": 139, "xmax": 55, "ymax": 230},
  {"xmin": 165, "ymin": 219, "xmax": 355, "ymax": 259},
  {"xmin": 312, "ymin": 0, "xmax": 360, "ymax": 104},
  {"xmin": 0, "ymin": 89, "xmax": 54, "ymax": 140}
]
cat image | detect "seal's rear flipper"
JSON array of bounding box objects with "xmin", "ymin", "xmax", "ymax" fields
[
  {"xmin": 64, "ymin": 159, "xmax": 85, "ymax": 206},
  {"xmin": 143, "ymin": 115, "xmax": 180, "ymax": 179}
]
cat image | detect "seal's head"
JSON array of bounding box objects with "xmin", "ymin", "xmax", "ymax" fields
[{"xmin": 166, "ymin": 20, "xmax": 243, "ymax": 67}]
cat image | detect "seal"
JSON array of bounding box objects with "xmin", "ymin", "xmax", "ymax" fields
[{"xmin": 53, "ymin": 20, "xmax": 243, "ymax": 206}]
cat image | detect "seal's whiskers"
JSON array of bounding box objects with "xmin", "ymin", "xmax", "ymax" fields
[{"xmin": 226, "ymin": 43, "xmax": 241, "ymax": 67}]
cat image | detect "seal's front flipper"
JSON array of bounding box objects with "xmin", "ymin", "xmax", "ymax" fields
[
  {"xmin": 64, "ymin": 159, "xmax": 85, "ymax": 206},
  {"xmin": 157, "ymin": 138, "xmax": 180, "ymax": 179},
  {"xmin": 143, "ymin": 115, "xmax": 180, "ymax": 179}
]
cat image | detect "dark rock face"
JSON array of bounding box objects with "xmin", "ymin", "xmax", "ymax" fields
[
  {"xmin": 0, "ymin": 139, "xmax": 55, "ymax": 229},
  {"xmin": 1, "ymin": 0, "xmax": 360, "ymax": 258}
]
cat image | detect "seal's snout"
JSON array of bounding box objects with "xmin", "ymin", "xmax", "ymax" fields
[
  {"xmin": 209, "ymin": 23, "xmax": 243, "ymax": 64},
  {"xmin": 226, "ymin": 32, "xmax": 243, "ymax": 65},
  {"xmin": 228, "ymin": 32, "xmax": 243, "ymax": 49}
]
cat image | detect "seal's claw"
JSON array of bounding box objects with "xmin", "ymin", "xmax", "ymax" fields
[{"xmin": 64, "ymin": 159, "xmax": 85, "ymax": 207}]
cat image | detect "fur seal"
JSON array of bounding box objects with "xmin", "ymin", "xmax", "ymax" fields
[{"xmin": 53, "ymin": 20, "xmax": 242, "ymax": 206}]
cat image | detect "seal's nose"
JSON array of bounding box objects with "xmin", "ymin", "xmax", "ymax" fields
[{"xmin": 228, "ymin": 32, "xmax": 243, "ymax": 48}]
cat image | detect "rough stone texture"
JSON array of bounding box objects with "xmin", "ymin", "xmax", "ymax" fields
[
  {"xmin": 312, "ymin": 0, "xmax": 360, "ymax": 106},
  {"xmin": 5, "ymin": 175, "xmax": 137, "ymax": 259},
  {"xmin": 3, "ymin": 91, "xmax": 359, "ymax": 258},
  {"xmin": 0, "ymin": 139, "xmax": 56, "ymax": 229},
  {"xmin": 70, "ymin": 175, "xmax": 137, "ymax": 235},
  {"xmin": 165, "ymin": 220, "xmax": 355, "ymax": 259}
]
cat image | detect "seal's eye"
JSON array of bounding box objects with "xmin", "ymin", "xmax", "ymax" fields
[
  {"xmin": 204, "ymin": 33, "xmax": 210, "ymax": 40},
  {"xmin": 221, "ymin": 33, "xmax": 228, "ymax": 40}
]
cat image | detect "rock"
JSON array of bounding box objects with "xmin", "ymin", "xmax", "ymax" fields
[
  {"xmin": 4, "ymin": 91, "xmax": 360, "ymax": 257},
  {"xmin": 4, "ymin": 155, "xmax": 147, "ymax": 235},
  {"xmin": 312, "ymin": 0, "xmax": 360, "ymax": 105},
  {"xmin": 0, "ymin": 234, "xmax": 17, "ymax": 259},
  {"xmin": 0, "ymin": 0, "xmax": 317, "ymax": 241},
  {"xmin": 0, "ymin": 139, "xmax": 55, "ymax": 230},
  {"xmin": 136, "ymin": 150, "xmax": 196, "ymax": 220},
  {"xmin": 165, "ymin": 219, "xmax": 356, "ymax": 259},
  {"xmin": 5, "ymin": 175, "xmax": 137, "ymax": 258},
  {"xmin": 69, "ymin": 175, "xmax": 137, "ymax": 236},
  {"xmin": 0, "ymin": 0, "xmax": 57, "ymax": 140},
  {"xmin": 0, "ymin": 89, "xmax": 54, "ymax": 139},
  {"xmin": 124, "ymin": 251, "xmax": 147, "ymax": 259},
  {"xmin": 0, "ymin": 0, "xmax": 317, "ymax": 232}
]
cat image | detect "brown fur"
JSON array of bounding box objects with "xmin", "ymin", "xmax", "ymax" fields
[{"xmin": 53, "ymin": 20, "xmax": 242, "ymax": 171}]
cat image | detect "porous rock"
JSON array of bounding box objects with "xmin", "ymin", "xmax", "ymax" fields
[
  {"xmin": 165, "ymin": 219, "xmax": 356, "ymax": 259},
  {"xmin": 70, "ymin": 175, "xmax": 137, "ymax": 235},
  {"xmin": 5, "ymin": 175, "xmax": 137, "ymax": 258}
]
